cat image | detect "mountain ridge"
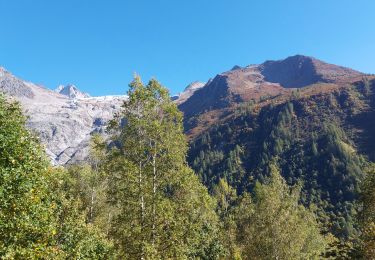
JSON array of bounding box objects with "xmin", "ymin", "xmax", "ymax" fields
[
  {"xmin": 179, "ymin": 55, "xmax": 369, "ymax": 137},
  {"xmin": 0, "ymin": 55, "xmax": 372, "ymax": 165},
  {"xmin": 259, "ymin": 55, "xmax": 363, "ymax": 87}
]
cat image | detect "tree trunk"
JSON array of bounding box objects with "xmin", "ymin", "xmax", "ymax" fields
[
  {"xmin": 152, "ymin": 149, "xmax": 157, "ymax": 247},
  {"xmin": 139, "ymin": 160, "xmax": 145, "ymax": 260},
  {"xmin": 137, "ymin": 102, "xmax": 145, "ymax": 260}
]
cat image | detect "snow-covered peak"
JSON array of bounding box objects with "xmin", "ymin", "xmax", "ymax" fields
[{"xmin": 55, "ymin": 84, "xmax": 91, "ymax": 99}]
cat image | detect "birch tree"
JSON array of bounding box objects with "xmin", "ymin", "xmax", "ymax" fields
[{"xmin": 107, "ymin": 76, "xmax": 223, "ymax": 259}]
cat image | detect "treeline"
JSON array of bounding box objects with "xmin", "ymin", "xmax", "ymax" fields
[{"xmin": 1, "ymin": 78, "xmax": 375, "ymax": 259}]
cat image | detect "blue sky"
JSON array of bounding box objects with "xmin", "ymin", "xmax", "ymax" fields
[{"xmin": 1, "ymin": 0, "xmax": 375, "ymax": 96}]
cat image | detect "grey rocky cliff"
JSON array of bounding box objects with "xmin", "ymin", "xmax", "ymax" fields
[{"xmin": 0, "ymin": 67, "xmax": 127, "ymax": 165}]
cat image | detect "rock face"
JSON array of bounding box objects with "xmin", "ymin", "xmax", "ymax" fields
[
  {"xmin": 0, "ymin": 67, "xmax": 127, "ymax": 165},
  {"xmin": 0, "ymin": 67, "xmax": 35, "ymax": 98},
  {"xmin": 55, "ymin": 84, "xmax": 91, "ymax": 99}
]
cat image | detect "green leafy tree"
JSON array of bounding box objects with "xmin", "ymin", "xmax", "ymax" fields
[
  {"xmin": 213, "ymin": 178, "xmax": 237, "ymax": 218},
  {"xmin": 0, "ymin": 95, "xmax": 113, "ymax": 258},
  {"xmin": 107, "ymin": 76, "xmax": 223, "ymax": 259},
  {"xmin": 0, "ymin": 95, "xmax": 57, "ymax": 258},
  {"xmin": 49, "ymin": 167, "xmax": 114, "ymax": 259},
  {"xmin": 234, "ymin": 164, "xmax": 328, "ymax": 259},
  {"xmin": 212, "ymin": 179, "xmax": 241, "ymax": 258},
  {"xmin": 65, "ymin": 134, "xmax": 115, "ymax": 234}
]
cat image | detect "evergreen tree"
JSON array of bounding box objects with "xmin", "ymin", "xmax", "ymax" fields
[{"xmin": 359, "ymin": 164, "xmax": 375, "ymax": 259}]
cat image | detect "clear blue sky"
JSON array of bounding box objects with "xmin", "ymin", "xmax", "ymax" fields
[{"xmin": 1, "ymin": 0, "xmax": 375, "ymax": 96}]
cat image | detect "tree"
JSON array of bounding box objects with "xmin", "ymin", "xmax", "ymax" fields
[
  {"xmin": 0, "ymin": 95, "xmax": 57, "ymax": 258},
  {"xmin": 0, "ymin": 95, "xmax": 113, "ymax": 258},
  {"xmin": 107, "ymin": 76, "xmax": 223, "ymax": 259},
  {"xmin": 65, "ymin": 134, "xmax": 115, "ymax": 233},
  {"xmin": 212, "ymin": 179, "xmax": 241, "ymax": 258},
  {"xmin": 359, "ymin": 164, "xmax": 375, "ymax": 259},
  {"xmin": 225, "ymin": 145, "xmax": 245, "ymax": 187},
  {"xmin": 234, "ymin": 164, "xmax": 328, "ymax": 259},
  {"xmin": 49, "ymin": 167, "xmax": 114, "ymax": 259},
  {"xmin": 213, "ymin": 178, "xmax": 237, "ymax": 218}
]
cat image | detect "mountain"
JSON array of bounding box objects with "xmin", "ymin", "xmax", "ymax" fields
[
  {"xmin": 179, "ymin": 55, "xmax": 365, "ymax": 136},
  {"xmin": 0, "ymin": 67, "xmax": 127, "ymax": 165},
  {"xmin": 179, "ymin": 55, "xmax": 374, "ymax": 239},
  {"xmin": 0, "ymin": 66, "xmax": 36, "ymax": 98},
  {"xmin": 259, "ymin": 55, "xmax": 363, "ymax": 88},
  {"xmin": 0, "ymin": 55, "xmax": 367, "ymax": 165},
  {"xmin": 1, "ymin": 55, "xmax": 374, "ymax": 238},
  {"xmin": 55, "ymin": 84, "xmax": 91, "ymax": 99},
  {"xmin": 174, "ymin": 81, "xmax": 206, "ymax": 104}
]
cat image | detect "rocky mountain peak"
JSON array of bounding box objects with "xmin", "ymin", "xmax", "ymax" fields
[
  {"xmin": 184, "ymin": 81, "xmax": 205, "ymax": 92},
  {"xmin": 179, "ymin": 55, "xmax": 367, "ymax": 135},
  {"xmin": 174, "ymin": 81, "xmax": 206, "ymax": 104},
  {"xmin": 259, "ymin": 55, "xmax": 363, "ymax": 88},
  {"xmin": 231, "ymin": 65, "xmax": 242, "ymax": 71},
  {"xmin": 55, "ymin": 84, "xmax": 91, "ymax": 99},
  {"xmin": 0, "ymin": 67, "xmax": 35, "ymax": 99}
]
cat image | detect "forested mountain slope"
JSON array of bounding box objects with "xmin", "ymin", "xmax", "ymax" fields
[{"xmin": 186, "ymin": 76, "xmax": 375, "ymax": 238}]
